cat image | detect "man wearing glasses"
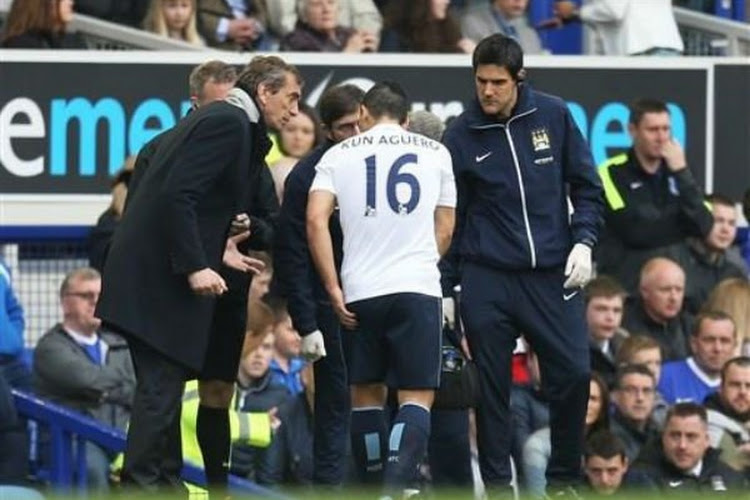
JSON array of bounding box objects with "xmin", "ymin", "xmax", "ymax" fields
[
  {"xmin": 33, "ymin": 267, "xmax": 135, "ymax": 492},
  {"xmin": 610, "ymin": 364, "xmax": 661, "ymax": 462}
]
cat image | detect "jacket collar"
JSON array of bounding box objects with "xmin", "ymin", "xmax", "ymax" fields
[{"xmin": 466, "ymin": 82, "xmax": 537, "ymax": 129}]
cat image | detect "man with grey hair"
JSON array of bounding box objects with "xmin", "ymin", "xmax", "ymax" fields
[
  {"xmin": 97, "ymin": 55, "xmax": 302, "ymax": 494},
  {"xmin": 408, "ymin": 110, "xmax": 446, "ymax": 142}
]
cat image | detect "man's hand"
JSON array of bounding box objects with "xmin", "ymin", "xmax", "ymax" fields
[
  {"xmin": 563, "ymin": 243, "xmax": 593, "ymax": 289},
  {"xmin": 188, "ymin": 268, "xmax": 227, "ymax": 296},
  {"xmin": 300, "ymin": 330, "xmax": 327, "ymax": 362},
  {"xmin": 344, "ymin": 31, "xmax": 379, "ymax": 52},
  {"xmin": 329, "ymin": 287, "xmax": 358, "ymax": 329},
  {"xmin": 227, "ymin": 18, "xmax": 260, "ymax": 45},
  {"xmin": 230, "ymin": 213, "xmax": 251, "ymax": 236},
  {"xmin": 222, "ymin": 231, "xmax": 265, "ymax": 274},
  {"xmin": 661, "ymin": 139, "xmax": 687, "ymax": 172},
  {"xmin": 269, "ymin": 407, "xmax": 281, "ymax": 434},
  {"xmin": 442, "ymin": 297, "xmax": 455, "ymax": 330}
]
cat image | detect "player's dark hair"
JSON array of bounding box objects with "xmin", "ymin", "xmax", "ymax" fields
[
  {"xmin": 362, "ymin": 81, "xmax": 409, "ymax": 123},
  {"xmin": 319, "ymin": 84, "xmax": 364, "ymax": 128},
  {"xmin": 628, "ymin": 98, "xmax": 669, "ymax": 126},
  {"xmin": 472, "ymin": 34, "xmax": 524, "ymax": 81}
]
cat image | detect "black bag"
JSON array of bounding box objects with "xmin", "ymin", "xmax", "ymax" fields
[
  {"xmin": 433, "ymin": 285, "xmax": 479, "ymax": 410},
  {"xmin": 433, "ymin": 344, "xmax": 479, "ymax": 410}
]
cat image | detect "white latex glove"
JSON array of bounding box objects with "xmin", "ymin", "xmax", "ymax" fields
[
  {"xmin": 442, "ymin": 297, "xmax": 455, "ymax": 330},
  {"xmin": 563, "ymin": 243, "xmax": 593, "ymax": 289},
  {"xmin": 300, "ymin": 330, "xmax": 326, "ymax": 362}
]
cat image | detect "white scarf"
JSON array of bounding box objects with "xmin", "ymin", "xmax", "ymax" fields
[{"xmin": 224, "ymin": 87, "xmax": 260, "ymax": 124}]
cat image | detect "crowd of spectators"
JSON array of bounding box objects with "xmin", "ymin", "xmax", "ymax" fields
[{"xmin": 2, "ymin": 0, "xmax": 746, "ymax": 54}]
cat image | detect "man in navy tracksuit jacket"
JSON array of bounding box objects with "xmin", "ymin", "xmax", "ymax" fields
[
  {"xmin": 442, "ymin": 35, "xmax": 604, "ymax": 495},
  {"xmin": 273, "ymin": 84, "xmax": 364, "ymax": 485}
]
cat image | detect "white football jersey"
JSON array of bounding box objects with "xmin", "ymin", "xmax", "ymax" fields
[{"xmin": 310, "ymin": 123, "xmax": 456, "ymax": 303}]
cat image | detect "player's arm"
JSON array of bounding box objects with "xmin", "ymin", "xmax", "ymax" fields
[
  {"xmin": 435, "ymin": 147, "xmax": 458, "ymax": 257},
  {"xmin": 434, "ymin": 206, "xmax": 455, "ymax": 257},
  {"xmin": 307, "ymin": 190, "xmax": 357, "ymax": 329}
]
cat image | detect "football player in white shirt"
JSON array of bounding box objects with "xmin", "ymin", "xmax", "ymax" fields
[{"xmin": 307, "ymin": 82, "xmax": 456, "ymax": 495}]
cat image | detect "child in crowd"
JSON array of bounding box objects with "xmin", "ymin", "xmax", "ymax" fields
[{"xmin": 143, "ymin": 0, "xmax": 204, "ymax": 45}]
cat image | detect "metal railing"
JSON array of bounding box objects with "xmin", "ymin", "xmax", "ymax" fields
[
  {"xmin": 0, "ymin": 1, "xmax": 210, "ymax": 51},
  {"xmin": 674, "ymin": 6, "xmax": 750, "ymax": 56},
  {"xmin": 12, "ymin": 389, "xmax": 289, "ymax": 497}
]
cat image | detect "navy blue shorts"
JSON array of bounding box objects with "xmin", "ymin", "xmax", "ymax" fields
[{"xmin": 346, "ymin": 292, "xmax": 442, "ymax": 389}]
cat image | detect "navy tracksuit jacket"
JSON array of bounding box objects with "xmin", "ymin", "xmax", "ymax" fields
[
  {"xmin": 273, "ymin": 142, "xmax": 349, "ymax": 485},
  {"xmin": 442, "ymin": 82, "xmax": 604, "ymax": 489}
]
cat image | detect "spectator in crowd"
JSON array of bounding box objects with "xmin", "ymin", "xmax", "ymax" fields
[
  {"xmin": 632, "ymin": 403, "xmax": 746, "ymax": 492},
  {"xmin": 615, "ymin": 335, "xmax": 669, "ymax": 427},
  {"xmin": 268, "ymin": 298, "xmax": 305, "ymax": 397},
  {"xmin": 265, "ymin": 363, "xmax": 316, "ymax": 486},
  {"xmin": 704, "ymin": 278, "xmax": 750, "ymax": 356},
  {"xmin": 510, "ymin": 346, "xmax": 549, "ymax": 481},
  {"xmin": 2, "ymin": 0, "xmax": 86, "ymax": 48},
  {"xmin": 187, "ymin": 58, "xmax": 238, "ymax": 107},
  {"xmin": 87, "ymin": 157, "xmax": 136, "ymax": 272},
  {"xmin": 0, "ymin": 260, "xmax": 30, "ymax": 392},
  {"xmin": 659, "ymin": 310, "xmax": 738, "ymax": 404},
  {"xmin": 280, "ymin": 0, "xmax": 379, "ymax": 52},
  {"xmin": 33, "ymin": 268, "xmax": 135, "ymax": 492},
  {"xmin": 680, "ymin": 194, "xmax": 748, "ymax": 313},
  {"xmin": 583, "ymin": 431, "xmax": 634, "ymax": 495},
  {"xmin": 270, "ymin": 103, "xmax": 323, "ymax": 202},
  {"xmin": 231, "ymin": 301, "xmax": 290, "ymax": 484},
  {"xmin": 461, "ymin": 0, "xmax": 544, "ymax": 54},
  {"xmin": 274, "ymin": 83, "xmax": 365, "ymax": 487},
  {"xmin": 596, "ymin": 98, "xmax": 713, "ymax": 294},
  {"xmin": 553, "ymin": 0, "xmax": 683, "ymax": 55},
  {"xmin": 266, "ymin": 0, "xmax": 382, "ymax": 39},
  {"xmin": 523, "ymin": 372, "xmax": 610, "ymax": 496},
  {"xmin": 142, "ymin": 0, "xmax": 204, "ymax": 45},
  {"xmin": 622, "ymin": 257, "xmax": 693, "ymax": 361},
  {"xmin": 248, "ymin": 251, "xmax": 273, "ymax": 303},
  {"xmin": 585, "ymin": 275, "xmax": 629, "ymax": 387},
  {"xmin": 704, "ymin": 356, "xmax": 750, "ymax": 473},
  {"xmin": 442, "ymin": 34, "xmax": 603, "ymax": 497},
  {"xmin": 196, "ymin": 0, "xmax": 270, "ymax": 51},
  {"xmin": 380, "ymin": 0, "xmax": 475, "ymax": 53},
  {"xmin": 610, "ymin": 365, "xmax": 661, "ymax": 462},
  {"xmin": 74, "ymin": 0, "xmax": 149, "ymax": 27},
  {"xmin": 96, "ymin": 55, "xmax": 301, "ymax": 494}
]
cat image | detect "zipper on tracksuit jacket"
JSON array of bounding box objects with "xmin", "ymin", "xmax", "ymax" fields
[{"xmin": 474, "ymin": 107, "xmax": 538, "ymax": 268}]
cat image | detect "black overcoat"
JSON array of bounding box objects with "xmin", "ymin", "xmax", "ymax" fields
[{"xmin": 96, "ymin": 101, "xmax": 258, "ymax": 371}]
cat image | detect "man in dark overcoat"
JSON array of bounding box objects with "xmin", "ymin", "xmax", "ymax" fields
[{"xmin": 96, "ymin": 55, "xmax": 302, "ymax": 494}]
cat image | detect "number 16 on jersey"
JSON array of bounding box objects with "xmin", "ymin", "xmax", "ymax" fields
[{"xmin": 364, "ymin": 153, "xmax": 421, "ymax": 217}]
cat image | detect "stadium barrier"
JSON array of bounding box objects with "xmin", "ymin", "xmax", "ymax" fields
[{"xmin": 11, "ymin": 389, "xmax": 291, "ymax": 498}]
